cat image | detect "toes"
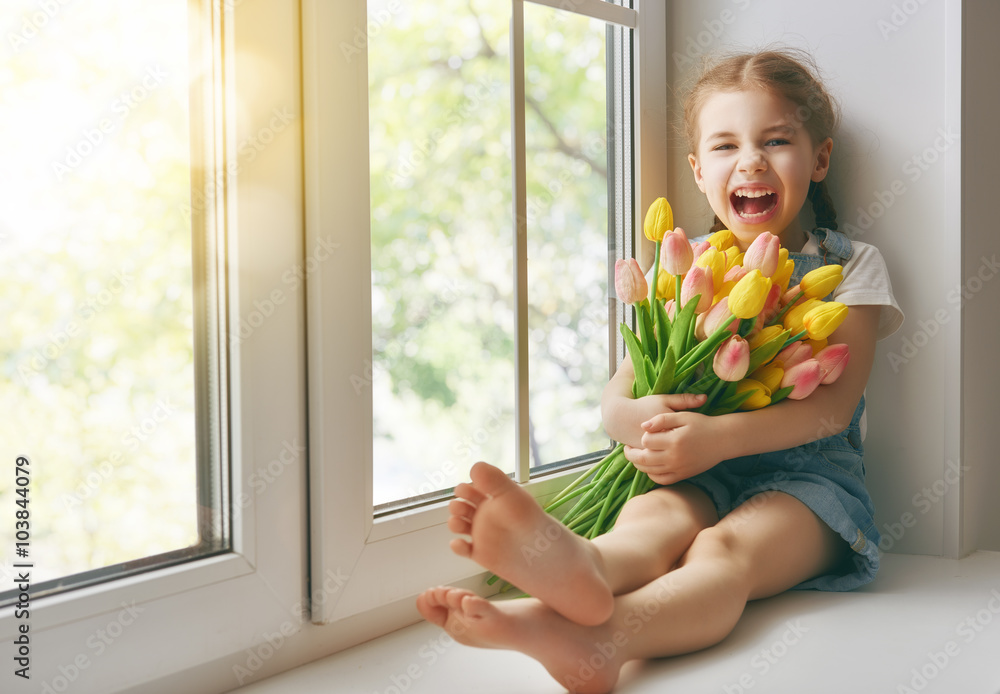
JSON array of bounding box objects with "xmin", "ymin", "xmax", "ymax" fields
[
  {"xmin": 453, "ymin": 482, "xmax": 487, "ymax": 507},
  {"xmin": 459, "ymin": 593, "xmax": 492, "ymax": 619},
  {"xmin": 449, "ymin": 537, "xmax": 472, "ymax": 557},
  {"xmin": 447, "ymin": 515, "xmax": 472, "ymax": 535},
  {"xmin": 415, "ymin": 589, "xmax": 448, "ymax": 627},
  {"xmin": 469, "ymin": 461, "xmax": 514, "ymax": 498},
  {"xmin": 448, "ymin": 497, "xmax": 475, "ymax": 520}
]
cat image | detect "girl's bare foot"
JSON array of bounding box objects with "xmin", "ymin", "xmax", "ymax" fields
[
  {"xmin": 448, "ymin": 462, "xmax": 613, "ymax": 626},
  {"xmin": 416, "ymin": 586, "xmax": 623, "ymax": 694}
]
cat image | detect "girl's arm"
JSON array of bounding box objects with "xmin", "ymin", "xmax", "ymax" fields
[
  {"xmin": 619, "ymin": 305, "xmax": 881, "ymax": 485},
  {"xmin": 600, "ymin": 357, "xmax": 707, "ymax": 448}
]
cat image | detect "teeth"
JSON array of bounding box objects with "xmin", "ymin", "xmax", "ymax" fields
[{"xmin": 734, "ymin": 189, "xmax": 773, "ymax": 198}]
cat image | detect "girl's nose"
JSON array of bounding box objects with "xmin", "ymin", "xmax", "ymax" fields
[{"xmin": 738, "ymin": 148, "xmax": 767, "ymax": 174}]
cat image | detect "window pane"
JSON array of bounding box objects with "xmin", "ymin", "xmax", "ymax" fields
[
  {"xmin": 0, "ymin": 0, "xmax": 222, "ymax": 600},
  {"xmin": 369, "ymin": 1, "xmax": 516, "ymax": 506},
  {"xmin": 524, "ymin": 4, "xmax": 613, "ymax": 467}
]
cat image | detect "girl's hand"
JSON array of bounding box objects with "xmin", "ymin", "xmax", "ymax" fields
[{"xmin": 623, "ymin": 410, "xmax": 727, "ymax": 485}]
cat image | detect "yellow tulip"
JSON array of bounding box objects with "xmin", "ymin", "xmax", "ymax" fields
[
  {"xmin": 772, "ymin": 253, "xmax": 795, "ymax": 293},
  {"xmin": 736, "ymin": 378, "xmax": 771, "ymax": 410},
  {"xmin": 643, "ymin": 197, "xmax": 673, "ymax": 242},
  {"xmin": 695, "ymin": 246, "xmax": 726, "ymax": 292},
  {"xmin": 748, "ymin": 324, "xmax": 785, "ymax": 351},
  {"xmin": 783, "ymin": 297, "xmax": 824, "ymax": 334},
  {"xmin": 750, "ymin": 363, "xmax": 784, "ymax": 393},
  {"xmin": 801, "ymin": 264, "xmax": 844, "ymax": 299},
  {"xmin": 803, "ymin": 302, "xmax": 849, "ymax": 340},
  {"xmin": 707, "ymin": 228, "xmax": 736, "ymax": 251},
  {"xmin": 656, "ymin": 269, "xmax": 676, "ymax": 301},
  {"xmin": 806, "ymin": 337, "xmax": 828, "ymax": 354},
  {"xmin": 728, "ymin": 269, "xmax": 772, "ymax": 320},
  {"xmin": 724, "ymin": 246, "xmax": 743, "ymax": 270}
]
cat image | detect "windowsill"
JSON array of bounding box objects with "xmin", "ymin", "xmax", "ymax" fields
[{"xmin": 235, "ymin": 551, "xmax": 1000, "ymax": 693}]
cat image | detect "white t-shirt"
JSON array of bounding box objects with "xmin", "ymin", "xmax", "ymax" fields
[{"xmin": 799, "ymin": 231, "xmax": 904, "ymax": 340}]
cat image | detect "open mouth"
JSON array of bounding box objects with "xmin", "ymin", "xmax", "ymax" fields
[{"xmin": 730, "ymin": 187, "xmax": 778, "ymax": 222}]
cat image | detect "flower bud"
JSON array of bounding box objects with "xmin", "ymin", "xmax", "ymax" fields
[
  {"xmin": 801, "ymin": 264, "xmax": 844, "ymax": 299},
  {"xmin": 743, "ymin": 232, "xmax": 781, "ymax": 277},
  {"xmin": 783, "ymin": 297, "xmax": 824, "ymax": 335},
  {"xmin": 643, "ymin": 197, "xmax": 673, "ymax": 242},
  {"xmin": 728, "ymin": 269, "xmax": 772, "ymax": 320},
  {"xmin": 815, "ymin": 343, "xmax": 851, "ymax": 384},
  {"xmin": 803, "ymin": 302, "xmax": 849, "ymax": 340},
  {"xmin": 696, "ymin": 296, "xmax": 737, "ymax": 341},
  {"xmin": 656, "ymin": 269, "xmax": 676, "ymax": 301},
  {"xmin": 695, "ymin": 246, "xmax": 726, "ymax": 292},
  {"xmin": 713, "ymin": 335, "xmax": 751, "ymax": 382},
  {"xmin": 614, "ymin": 258, "xmax": 647, "ymax": 305},
  {"xmin": 707, "ymin": 228, "xmax": 737, "ymax": 251},
  {"xmin": 736, "ymin": 379, "xmax": 771, "ymax": 410},
  {"xmin": 750, "ymin": 362, "xmax": 784, "ymax": 393},
  {"xmin": 775, "ymin": 341, "xmax": 813, "ymax": 369},
  {"xmin": 680, "ymin": 266, "xmax": 714, "ymax": 313},
  {"xmin": 660, "ymin": 228, "xmax": 693, "ymax": 275},
  {"xmin": 781, "ymin": 359, "xmax": 823, "ymax": 400}
]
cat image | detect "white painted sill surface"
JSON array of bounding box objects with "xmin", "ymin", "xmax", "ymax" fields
[{"xmin": 237, "ymin": 552, "xmax": 1000, "ymax": 694}]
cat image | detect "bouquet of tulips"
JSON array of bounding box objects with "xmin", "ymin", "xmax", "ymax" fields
[{"xmin": 544, "ymin": 197, "xmax": 852, "ymax": 539}]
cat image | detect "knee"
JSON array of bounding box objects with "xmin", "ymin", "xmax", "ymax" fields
[
  {"xmin": 616, "ymin": 488, "xmax": 711, "ymax": 536},
  {"xmin": 684, "ymin": 525, "xmax": 746, "ymax": 568}
]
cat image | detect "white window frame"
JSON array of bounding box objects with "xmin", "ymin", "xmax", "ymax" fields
[
  {"xmin": 305, "ymin": 0, "xmax": 668, "ymax": 624},
  {"xmin": 0, "ymin": 1, "xmax": 667, "ymax": 690}
]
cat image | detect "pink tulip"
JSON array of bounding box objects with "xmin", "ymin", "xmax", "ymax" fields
[
  {"xmin": 776, "ymin": 341, "xmax": 813, "ymax": 369},
  {"xmin": 695, "ymin": 296, "xmax": 737, "ymax": 341},
  {"xmin": 781, "ymin": 284, "xmax": 803, "ymax": 307},
  {"xmin": 691, "ymin": 240, "xmax": 712, "ymax": 258},
  {"xmin": 744, "ymin": 232, "xmax": 781, "ymax": 277},
  {"xmin": 815, "ymin": 343, "xmax": 850, "ymax": 384},
  {"xmin": 614, "ymin": 258, "xmax": 647, "ymax": 305},
  {"xmin": 664, "ymin": 299, "xmax": 676, "ymax": 320},
  {"xmin": 680, "ymin": 266, "xmax": 714, "ymax": 313},
  {"xmin": 724, "ymin": 264, "xmax": 747, "ymax": 283},
  {"xmin": 713, "ymin": 335, "xmax": 750, "ymax": 382},
  {"xmin": 759, "ymin": 283, "xmax": 783, "ymax": 324},
  {"xmin": 781, "ymin": 359, "xmax": 823, "ymax": 400},
  {"xmin": 660, "ymin": 228, "xmax": 694, "ymax": 276}
]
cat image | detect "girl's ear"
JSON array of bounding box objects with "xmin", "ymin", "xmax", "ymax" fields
[
  {"xmin": 811, "ymin": 137, "xmax": 833, "ymax": 182},
  {"xmin": 688, "ymin": 153, "xmax": 706, "ymax": 192}
]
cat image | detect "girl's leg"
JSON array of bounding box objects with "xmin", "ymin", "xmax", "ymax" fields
[
  {"xmin": 418, "ymin": 489, "xmax": 849, "ymax": 694},
  {"xmin": 444, "ymin": 462, "xmax": 716, "ymax": 625}
]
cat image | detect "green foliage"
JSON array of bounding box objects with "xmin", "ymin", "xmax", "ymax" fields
[{"xmin": 369, "ymin": 1, "xmax": 616, "ymax": 502}]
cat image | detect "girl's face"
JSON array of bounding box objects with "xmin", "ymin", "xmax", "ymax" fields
[{"xmin": 688, "ymin": 89, "xmax": 832, "ymax": 252}]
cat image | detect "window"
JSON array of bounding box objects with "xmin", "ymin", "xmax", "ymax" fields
[
  {"xmin": 0, "ymin": 1, "xmax": 666, "ymax": 690},
  {"xmin": 367, "ymin": 1, "xmax": 636, "ymax": 510},
  {"xmin": 0, "ymin": 0, "xmax": 226, "ymax": 604},
  {"xmin": 306, "ymin": 0, "xmax": 666, "ymax": 624}
]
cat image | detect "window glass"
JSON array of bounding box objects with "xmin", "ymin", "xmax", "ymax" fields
[{"xmin": 0, "ymin": 0, "xmax": 222, "ymax": 601}]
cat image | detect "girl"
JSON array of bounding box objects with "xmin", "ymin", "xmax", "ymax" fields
[{"xmin": 416, "ymin": 49, "xmax": 903, "ymax": 693}]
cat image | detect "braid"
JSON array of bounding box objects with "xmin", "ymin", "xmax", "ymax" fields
[
  {"xmin": 708, "ymin": 215, "xmax": 727, "ymax": 234},
  {"xmin": 809, "ymin": 180, "xmax": 839, "ymax": 230}
]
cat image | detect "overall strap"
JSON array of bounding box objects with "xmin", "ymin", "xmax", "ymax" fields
[{"xmin": 810, "ymin": 227, "xmax": 854, "ymax": 266}]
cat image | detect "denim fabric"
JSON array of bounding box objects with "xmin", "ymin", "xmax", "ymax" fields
[{"xmin": 685, "ymin": 228, "xmax": 880, "ymax": 592}]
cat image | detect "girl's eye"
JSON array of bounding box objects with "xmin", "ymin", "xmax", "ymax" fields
[
  {"xmin": 712, "ymin": 143, "xmax": 736, "ymax": 151},
  {"xmin": 765, "ymin": 138, "xmax": 790, "ymax": 147}
]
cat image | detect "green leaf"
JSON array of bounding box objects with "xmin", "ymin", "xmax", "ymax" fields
[
  {"xmin": 620, "ymin": 323, "xmax": 650, "ymax": 397},
  {"xmin": 747, "ymin": 329, "xmax": 791, "ymax": 373},
  {"xmin": 770, "ymin": 385, "xmax": 795, "ymax": 404},
  {"xmin": 650, "ymin": 349, "xmax": 676, "ymax": 394},
  {"xmin": 653, "ymin": 299, "xmax": 671, "ymax": 365},
  {"xmin": 643, "ymin": 355, "xmax": 657, "ymax": 393},
  {"xmin": 671, "ymin": 295, "xmax": 700, "ymax": 361}
]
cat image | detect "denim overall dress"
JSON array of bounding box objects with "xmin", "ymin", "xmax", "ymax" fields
[{"xmin": 685, "ymin": 228, "xmax": 881, "ymax": 592}]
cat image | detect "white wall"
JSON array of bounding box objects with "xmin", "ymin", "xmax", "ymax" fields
[{"xmin": 663, "ymin": 0, "xmax": 971, "ymax": 556}]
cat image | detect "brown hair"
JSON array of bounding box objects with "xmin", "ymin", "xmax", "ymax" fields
[{"xmin": 683, "ymin": 49, "xmax": 841, "ymax": 232}]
